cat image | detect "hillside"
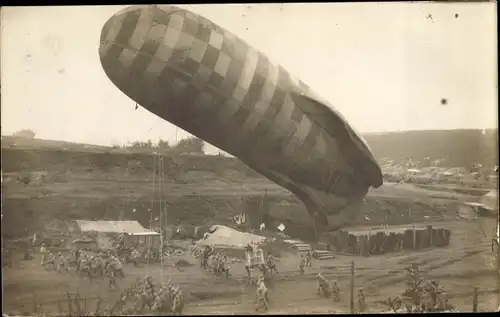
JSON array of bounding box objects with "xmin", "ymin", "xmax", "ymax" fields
[
  {"xmin": 364, "ymin": 129, "xmax": 498, "ymax": 168},
  {"xmin": 1, "ymin": 130, "xmax": 489, "ymax": 242},
  {"xmin": 3, "ymin": 128, "xmax": 497, "ymax": 168}
]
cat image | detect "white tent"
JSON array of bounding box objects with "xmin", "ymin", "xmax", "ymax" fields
[{"xmin": 481, "ymin": 190, "xmax": 498, "ymax": 211}]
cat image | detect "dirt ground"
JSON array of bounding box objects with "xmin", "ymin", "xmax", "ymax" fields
[
  {"xmin": 3, "ymin": 217, "xmax": 498, "ymax": 315},
  {"xmin": 2, "ymin": 147, "xmax": 498, "ymax": 314}
]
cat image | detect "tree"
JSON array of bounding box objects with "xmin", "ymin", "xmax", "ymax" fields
[
  {"xmin": 173, "ymin": 136, "xmax": 204, "ymax": 154},
  {"xmin": 128, "ymin": 140, "xmax": 154, "ymax": 149},
  {"xmin": 12, "ymin": 129, "xmax": 36, "ymax": 139},
  {"xmin": 157, "ymin": 138, "xmax": 170, "ymax": 150}
]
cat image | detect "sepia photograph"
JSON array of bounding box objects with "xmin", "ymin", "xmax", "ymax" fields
[{"xmin": 1, "ymin": 2, "xmax": 498, "ymax": 315}]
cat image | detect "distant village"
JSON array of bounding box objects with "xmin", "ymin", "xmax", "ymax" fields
[{"xmin": 379, "ymin": 157, "xmax": 498, "ymax": 188}]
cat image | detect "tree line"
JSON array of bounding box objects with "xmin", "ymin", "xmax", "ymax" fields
[
  {"xmin": 10, "ymin": 129, "xmax": 205, "ymax": 155},
  {"xmin": 116, "ymin": 136, "xmax": 205, "ymax": 154}
]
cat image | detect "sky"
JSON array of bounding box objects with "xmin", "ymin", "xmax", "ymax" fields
[{"xmin": 1, "ymin": 3, "xmax": 497, "ymax": 154}]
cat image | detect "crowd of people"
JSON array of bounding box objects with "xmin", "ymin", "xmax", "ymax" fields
[
  {"xmin": 36, "ymin": 242, "xmax": 185, "ymax": 315},
  {"xmin": 38, "ymin": 243, "xmax": 126, "ymax": 287},
  {"xmin": 29, "ymin": 235, "xmax": 368, "ymax": 314}
]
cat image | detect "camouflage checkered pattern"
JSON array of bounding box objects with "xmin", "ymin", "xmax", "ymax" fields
[{"xmin": 100, "ymin": 5, "xmax": 382, "ymax": 221}]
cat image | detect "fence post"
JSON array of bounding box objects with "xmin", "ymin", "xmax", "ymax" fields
[
  {"xmin": 350, "ymin": 260, "xmax": 355, "ymax": 314},
  {"xmin": 472, "ymin": 287, "xmax": 478, "ymax": 312}
]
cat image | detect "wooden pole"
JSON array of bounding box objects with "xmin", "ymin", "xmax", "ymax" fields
[
  {"xmin": 350, "ymin": 260, "xmax": 355, "ymax": 314},
  {"xmin": 472, "ymin": 286, "xmax": 478, "ymax": 312},
  {"xmin": 496, "ymin": 237, "xmax": 500, "ymax": 309}
]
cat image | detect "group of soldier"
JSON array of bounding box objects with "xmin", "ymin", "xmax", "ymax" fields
[
  {"xmin": 115, "ymin": 276, "xmax": 184, "ymax": 315},
  {"xmin": 250, "ymin": 250, "xmax": 368, "ymax": 313},
  {"xmin": 316, "ymin": 273, "xmax": 367, "ymax": 312},
  {"xmin": 199, "ymin": 245, "xmax": 231, "ymax": 278},
  {"xmin": 38, "ymin": 243, "xmax": 126, "ymax": 289}
]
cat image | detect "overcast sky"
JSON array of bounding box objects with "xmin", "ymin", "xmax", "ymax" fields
[{"xmin": 1, "ymin": 3, "xmax": 497, "ymax": 154}]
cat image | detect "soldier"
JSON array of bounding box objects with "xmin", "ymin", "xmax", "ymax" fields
[
  {"xmin": 316, "ymin": 273, "xmax": 331, "ymax": 297},
  {"xmin": 94, "ymin": 253, "xmax": 104, "ymax": 276},
  {"xmin": 64, "ymin": 253, "xmax": 72, "ymax": 273},
  {"xmin": 305, "ymin": 249, "xmax": 313, "ymax": 267},
  {"xmin": 143, "ymin": 276, "xmax": 155, "ymax": 296},
  {"xmin": 107, "ymin": 268, "xmax": 118, "ymax": 290},
  {"xmin": 130, "ymin": 248, "xmax": 141, "ymax": 268},
  {"xmin": 81, "ymin": 259, "xmax": 93, "ymax": 282},
  {"xmin": 358, "ymin": 287, "xmax": 366, "ymax": 312},
  {"xmin": 255, "ymin": 276, "xmax": 269, "ymax": 312},
  {"xmin": 75, "ymin": 248, "xmax": 81, "ymax": 262},
  {"xmin": 46, "ymin": 251, "xmax": 56, "ymax": 270},
  {"xmin": 331, "ymin": 281, "xmax": 340, "ymax": 301},
  {"xmin": 32, "ymin": 233, "xmax": 39, "ymax": 246},
  {"xmin": 171, "ymin": 286, "xmax": 184, "ymax": 315},
  {"xmin": 299, "ymin": 254, "xmax": 306, "ymax": 275},
  {"xmin": 40, "ymin": 243, "xmax": 48, "ymax": 265},
  {"xmin": 56, "ymin": 252, "xmax": 66, "ymax": 273},
  {"xmin": 266, "ymin": 252, "xmax": 279, "ymax": 276},
  {"xmin": 201, "ymin": 246, "xmax": 212, "ymax": 270},
  {"xmin": 110, "ymin": 256, "xmax": 125, "ymax": 277},
  {"xmin": 245, "ymin": 264, "xmax": 252, "ymax": 285},
  {"xmin": 152, "ymin": 287, "xmax": 171, "ymax": 314}
]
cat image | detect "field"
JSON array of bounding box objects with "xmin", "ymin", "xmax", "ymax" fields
[
  {"xmin": 2, "ymin": 140, "xmax": 499, "ymax": 314},
  {"xmin": 3, "ymin": 216, "xmax": 498, "ymax": 314}
]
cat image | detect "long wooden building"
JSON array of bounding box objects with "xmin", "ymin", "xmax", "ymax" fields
[{"xmin": 321, "ymin": 224, "xmax": 451, "ymax": 256}]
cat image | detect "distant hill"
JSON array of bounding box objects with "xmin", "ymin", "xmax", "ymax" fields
[
  {"xmin": 2, "ymin": 128, "xmax": 498, "ymax": 169},
  {"xmin": 364, "ymin": 129, "xmax": 498, "ymax": 168}
]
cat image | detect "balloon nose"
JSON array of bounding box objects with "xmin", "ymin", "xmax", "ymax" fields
[{"xmin": 99, "ymin": 6, "xmax": 144, "ymax": 59}]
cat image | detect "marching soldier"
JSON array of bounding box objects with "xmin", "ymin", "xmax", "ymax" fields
[
  {"xmin": 171, "ymin": 286, "xmax": 184, "ymax": 315},
  {"xmin": 316, "ymin": 273, "xmax": 331, "ymax": 297}
]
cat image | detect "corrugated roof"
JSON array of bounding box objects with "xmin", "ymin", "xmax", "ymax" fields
[{"xmin": 75, "ymin": 220, "xmax": 157, "ymax": 234}]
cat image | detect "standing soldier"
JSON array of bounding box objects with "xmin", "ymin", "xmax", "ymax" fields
[
  {"xmin": 266, "ymin": 252, "xmax": 279, "ymax": 276},
  {"xmin": 32, "ymin": 233, "xmax": 39, "ymax": 246},
  {"xmin": 40, "ymin": 243, "xmax": 48, "ymax": 265},
  {"xmin": 46, "ymin": 251, "xmax": 56, "ymax": 271},
  {"xmin": 331, "ymin": 281, "xmax": 341, "ymax": 301},
  {"xmin": 299, "ymin": 254, "xmax": 306, "ymax": 275},
  {"xmin": 201, "ymin": 245, "xmax": 212, "ymax": 270},
  {"xmin": 111, "ymin": 256, "xmax": 125, "ymax": 277},
  {"xmin": 358, "ymin": 287, "xmax": 366, "ymax": 312},
  {"xmin": 107, "ymin": 268, "xmax": 118, "ymax": 290},
  {"xmin": 130, "ymin": 248, "xmax": 141, "ymax": 268},
  {"xmin": 245, "ymin": 264, "xmax": 252, "ymax": 285},
  {"xmin": 56, "ymin": 252, "xmax": 66, "ymax": 273},
  {"xmin": 255, "ymin": 276, "xmax": 269, "ymax": 312},
  {"xmin": 75, "ymin": 248, "xmax": 81, "ymax": 262},
  {"xmin": 305, "ymin": 249, "xmax": 313, "ymax": 267}
]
